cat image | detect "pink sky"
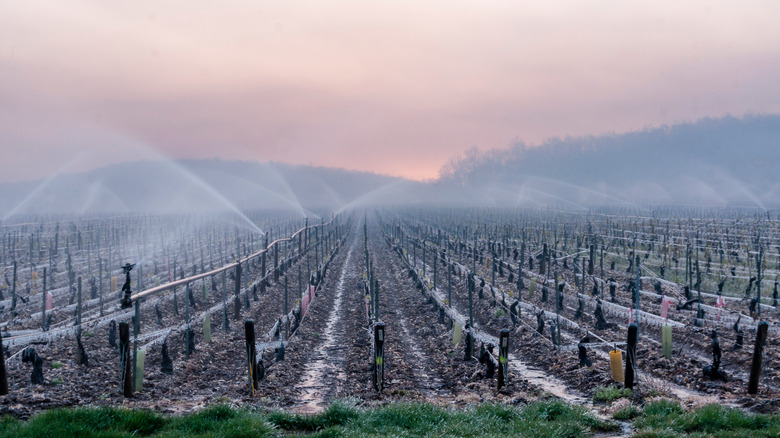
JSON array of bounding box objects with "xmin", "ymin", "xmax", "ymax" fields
[{"xmin": 1, "ymin": 1, "xmax": 779, "ymax": 182}]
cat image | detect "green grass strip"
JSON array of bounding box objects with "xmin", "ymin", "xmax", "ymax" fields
[
  {"xmin": 0, "ymin": 400, "xmax": 618, "ymax": 438},
  {"xmin": 633, "ymin": 400, "xmax": 780, "ymax": 438}
]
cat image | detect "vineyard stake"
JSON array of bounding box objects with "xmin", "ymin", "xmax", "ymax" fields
[
  {"xmin": 41, "ymin": 267, "xmax": 47, "ymax": 330},
  {"xmin": 433, "ymin": 247, "xmax": 437, "ymax": 289},
  {"xmin": 423, "ymin": 240, "xmax": 426, "ymax": 275},
  {"xmin": 262, "ymin": 234, "xmax": 267, "ymax": 280},
  {"xmin": 0, "ymin": 331, "xmax": 8, "ymax": 395},
  {"xmin": 373, "ymin": 322, "xmax": 385, "ymax": 392},
  {"xmin": 274, "ymin": 242, "xmax": 279, "ymax": 281},
  {"xmin": 185, "ymin": 283, "xmax": 191, "ymax": 358},
  {"xmin": 589, "ymin": 244, "xmax": 595, "ymax": 275},
  {"xmin": 11, "ymin": 261, "xmax": 16, "ymax": 313},
  {"xmin": 374, "ymin": 277, "xmax": 380, "ymax": 322},
  {"xmin": 625, "ymin": 323, "xmax": 638, "ymax": 389},
  {"xmin": 119, "ymin": 321, "xmax": 132, "ymax": 397},
  {"xmin": 448, "ymin": 261, "xmax": 453, "ymax": 328},
  {"xmin": 234, "ymin": 263, "xmax": 242, "ymax": 320},
  {"xmin": 498, "ymin": 329, "xmax": 509, "ymax": 390},
  {"xmin": 284, "ymin": 276, "xmax": 289, "ymax": 338},
  {"xmin": 634, "ymin": 255, "xmax": 641, "ymax": 327},
  {"xmin": 756, "ymin": 239, "xmax": 762, "ymax": 319},
  {"xmin": 133, "ymin": 299, "xmax": 140, "ymax": 389},
  {"xmin": 245, "ymin": 319, "xmax": 258, "ymax": 394},
  {"xmin": 244, "ymin": 261, "xmax": 250, "ymax": 310},
  {"xmin": 748, "ymin": 321, "xmax": 768, "ymax": 394},
  {"xmin": 99, "ymin": 257, "xmax": 104, "ymax": 316},
  {"xmin": 222, "ymin": 271, "xmax": 229, "ymax": 331},
  {"xmin": 77, "ymin": 276, "xmax": 83, "ymax": 326}
]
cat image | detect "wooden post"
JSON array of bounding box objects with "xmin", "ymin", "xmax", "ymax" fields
[
  {"xmin": 204, "ymin": 313, "xmax": 212, "ymax": 343},
  {"xmin": 468, "ymin": 274, "xmax": 474, "ymax": 329},
  {"xmin": 234, "ymin": 264, "xmax": 242, "ymax": 320},
  {"xmin": 373, "ymin": 322, "xmax": 385, "ymax": 392},
  {"xmin": 498, "ymin": 329, "xmax": 509, "ymax": 390},
  {"xmin": 77, "ymin": 277, "xmax": 83, "ymax": 326},
  {"xmin": 600, "ymin": 245, "xmax": 604, "ymax": 279},
  {"xmin": 589, "ymin": 244, "xmax": 595, "ymax": 275},
  {"xmin": 274, "ymin": 243, "xmax": 279, "ymax": 281},
  {"xmin": 222, "ymin": 271, "xmax": 229, "ymax": 331},
  {"xmin": 244, "ymin": 261, "xmax": 250, "ymax": 310},
  {"xmin": 423, "ymin": 241, "xmax": 426, "ymax": 275},
  {"xmin": 284, "ymin": 276, "xmax": 289, "ymax": 339},
  {"xmin": 185, "ymin": 284, "xmax": 191, "ymax": 358},
  {"xmin": 448, "ymin": 262, "xmax": 452, "ymax": 310},
  {"xmin": 245, "ymin": 319, "xmax": 258, "ymax": 394},
  {"xmin": 748, "ymin": 321, "xmax": 769, "ymax": 394},
  {"xmin": 99, "ymin": 258, "xmax": 104, "ymax": 316},
  {"xmin": 11, "ymin": 261, "xmax": 16, "ymax": 313},
  {"xmin": 625, "ymin": 323, "xmax": 638, "ymax": 389},
  {"xmin": 374, "ymin": 277, "xmax": 380, "ymax": 323},
  {"xmin": 433, "ymin": 248, "xmax": 437, "ymax": 290},
  {"xmin": 41, "ymin": 267, "xmax": 47, "ymax": 330},
  {"xmin": 262, "ymin": 234, "xmax": 267, "ymax": 279},
  {"xmin": 133, "ymin": 299, "xmax": 140, "ymax": 391},
  {"xmin": 756, "ymin": 243, "xmax": 762, "ymax": 319},
  {"xmin": 492, "ymin": 256, "xmax": 496, "ymax": 286},
  {"xmin": 635, "ymin": 255, "xmax": 641, "ymax": 327},
  {"xmin": 0, "ymin": 331, "xmax": 8, "ymax": 395},
  {"xmin": 119, "ymin": 322, "xmax": 132, "ymax": 397}
]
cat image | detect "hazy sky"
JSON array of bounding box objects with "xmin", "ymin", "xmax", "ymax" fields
[{"xmin": 1, "ymin": 1, "xmax": 779, "ymax": 182}]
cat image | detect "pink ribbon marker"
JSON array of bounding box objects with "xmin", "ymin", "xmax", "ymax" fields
[
  {"xmin": 716, "ymin": 295, "xmax": 726, "ymax": 321},
  {"xmin": 660, "ymin": 296, "xmax": 672, "ymax": 319}
]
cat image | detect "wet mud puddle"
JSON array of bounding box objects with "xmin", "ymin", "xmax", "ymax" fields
[{"xmin": 293, "ymin": 237, "xmax": 357, "ymax": 413}]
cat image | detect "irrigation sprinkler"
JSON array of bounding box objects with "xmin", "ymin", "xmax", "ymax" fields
[{"xmin": 120, "ymin": 263, "xmax": 135, "ymax": 309}]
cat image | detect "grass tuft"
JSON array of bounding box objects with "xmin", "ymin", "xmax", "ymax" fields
[
  {"xmin": 593, "ymin": 385, "xmax": 633, "ymax": 403},
  {"xmin": 266, "ymin": 401, "xmax": 359, "ymax": 431},
  {"xmin": 1, "ymin": 406, "xmax": 167, "ymax": 438},
  {"xmin": 634, "ymin": 400, "xmax": 780, "ymax": 437},
  {"xmin": 612, "ymin": 404, "xmax": 640, "ymax": 421}
]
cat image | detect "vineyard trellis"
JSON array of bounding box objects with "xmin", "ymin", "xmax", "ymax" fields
[{"xmin": 2, "ymin": 205, "xmax": 780, "ymax": 416}]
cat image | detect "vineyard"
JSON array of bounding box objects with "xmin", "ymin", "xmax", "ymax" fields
[{"xmin": 1, "ymin": 207, "xmax": 779, "ymax": 422}]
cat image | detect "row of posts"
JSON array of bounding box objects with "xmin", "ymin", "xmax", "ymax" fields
[
  {"xmin": 394, "ymin": 221, "xmax": 511, "ymax": 391},
  {"xmin": 114, "ymin": 217, "xmax": 336, "ymax": 397},
  {"xmin": 395, "ymin": 218, "xmax": 772, "ymax": 396}
]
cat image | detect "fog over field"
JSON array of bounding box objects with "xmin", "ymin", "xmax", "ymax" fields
[{"xmin": 1, "ymin": 114, "xmax": 778, "ymax": 217}]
